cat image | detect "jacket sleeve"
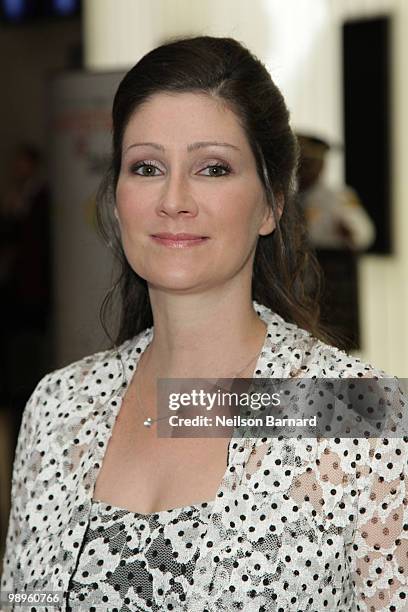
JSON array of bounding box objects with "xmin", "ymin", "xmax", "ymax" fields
[
  {"xmin": 0, "ymin": 378, "xmax": 43, "ymax": 596},
  {"xmin": 349, "ymin": 435, "xmax": 408, "ymax": 610}
]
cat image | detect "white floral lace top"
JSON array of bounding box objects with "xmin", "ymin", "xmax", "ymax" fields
[
  {"xmin": 66, "ymin": 499, "xmax": 214, "ymax": 611},
  {"xmin": 1, "ymin": 301, "xmax": 407, "ymax": 611}
]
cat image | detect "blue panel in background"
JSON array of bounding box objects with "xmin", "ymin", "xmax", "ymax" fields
[
  {"xmin": 53, "ymin": 0, "xmax": 77, "ymax": 15},
  {"xmin": 3, "ymin": 0, "xmax": 25, "ymax": 21},
  {"xmin": 1, "ymin": 0, "xmax": 80, "ymax": 21}
]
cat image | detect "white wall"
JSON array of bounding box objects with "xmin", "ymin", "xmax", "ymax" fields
[{"xmin": 83, "ymin": 0, "xmax": 408, "ymax": 375}]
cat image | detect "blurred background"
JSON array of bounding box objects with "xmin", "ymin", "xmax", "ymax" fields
[{"xmin": 0, "ymin": 0, "xmax": 407, "ymax": 560}]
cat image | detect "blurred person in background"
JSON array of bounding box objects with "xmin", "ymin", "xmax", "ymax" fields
[
  {"xmin": 296, "ymin": 133, "xmax": 376, "ymax": 350},
  {"xmin": 296, "ymin": 133, "xmax": 375, "ymax": 250}
]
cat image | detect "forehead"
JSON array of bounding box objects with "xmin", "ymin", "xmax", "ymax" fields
[{"xmin": 122, "ymin": 91, "xmax": 250, "ymax": 151}]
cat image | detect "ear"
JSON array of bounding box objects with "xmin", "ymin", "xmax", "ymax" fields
[{"xmin": 258, "ymin": 193, "xmax": 284, "ymax": 236}]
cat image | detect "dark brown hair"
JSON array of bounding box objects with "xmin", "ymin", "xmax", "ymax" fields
[{"xmin": 97, "ymin": 35, "xmax": 345, "ymax": 349}]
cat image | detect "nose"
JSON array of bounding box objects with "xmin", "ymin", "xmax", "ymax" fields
[{"xmin": 156, "ymin": 170, "xmax": 198, "ymax": 218}]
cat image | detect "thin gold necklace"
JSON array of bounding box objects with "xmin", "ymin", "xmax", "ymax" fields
[{"xmin": 136, "ymin": 344, "xmax": 263, "ymax": 428}]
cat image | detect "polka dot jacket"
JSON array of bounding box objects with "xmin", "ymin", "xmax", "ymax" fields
[{"xmin": 1, "ymin": 301, "xmax": 407, "ymax": 611}]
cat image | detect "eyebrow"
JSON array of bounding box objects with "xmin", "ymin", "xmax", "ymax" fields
[
  {"xmin": 189, "ymin": 141, "xmax": 240, "ymax": 152},
  {"xmin": 124, "ymin": 141, "xmax": 241, "ymax": 153}
]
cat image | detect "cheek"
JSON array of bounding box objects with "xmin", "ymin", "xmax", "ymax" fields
[
  {"xmin": 115, "ymin": 181, "xmax": 131, "ymax": 218},
  {"xmin": 116, "ymin": 177, "xmax": 136, "ymax": 206},
  {"xmin": 115, "ymin": 180, "xmax": 148, "ymax": 226},
  {"xmin": 217, "ymin": 190, "xmax": 265, "ymax": 240}
]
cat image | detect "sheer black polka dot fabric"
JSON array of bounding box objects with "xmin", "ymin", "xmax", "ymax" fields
[
  {"xmin": 67, "ymin": 499, "xmax": 213, "ymax": 611},
  {"xmin": 1, "ymin": 301, "xmax": 407, "ymax": 611}
]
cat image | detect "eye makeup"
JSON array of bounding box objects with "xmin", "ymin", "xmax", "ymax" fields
[{"xmin": 128, "ymin": 159, "xmax": 233, "ymax": 177}]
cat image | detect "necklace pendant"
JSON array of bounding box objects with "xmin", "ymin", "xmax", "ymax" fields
[{"xmin": 143, "ymin": 417, "xmax": 153, "ymax": 427}]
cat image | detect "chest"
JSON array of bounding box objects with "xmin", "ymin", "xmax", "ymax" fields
[{"xmin": 92, "ymin": 380, "xmax": 232, "ymax": 514}]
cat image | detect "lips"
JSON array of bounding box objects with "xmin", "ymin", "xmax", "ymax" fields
[
  {"xmin": 152, "ymin": 233, "xmax": 208, "ymax": 240},
  {"xmin": 150, "ymin": 233, "xmax": 209, "ymax": 248}
]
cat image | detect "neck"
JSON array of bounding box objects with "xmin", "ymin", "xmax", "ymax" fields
[{"xmin": 143, "ymin": 287, "xmax": 266, "ymax": 379}]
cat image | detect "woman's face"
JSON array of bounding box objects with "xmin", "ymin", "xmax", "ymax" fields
[{"xmin": 115, "ymin": 92, "xmax": 276, "ymax": 295}]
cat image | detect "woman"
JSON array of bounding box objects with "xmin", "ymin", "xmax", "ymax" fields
[{"xmin": 1, "ymin": 36, "xmax": 407, "ymax": 612}]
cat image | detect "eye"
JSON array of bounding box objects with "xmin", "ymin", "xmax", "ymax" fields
[
  {"xmin": 199, "ymin": 163, "xmax": 232, "ymax": 177},
  {"xmin": 130, "ymin": 161, "xmax": 163, "ymax": 177}
]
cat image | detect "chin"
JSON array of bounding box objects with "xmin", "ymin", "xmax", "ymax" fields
[
  {"xmin": 140, "ymin": 268, "xmax": 207, "ymax": 293},
  {"xmin": 148, "ymin": 280, "xmax": 207, "ymax": 294}
]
